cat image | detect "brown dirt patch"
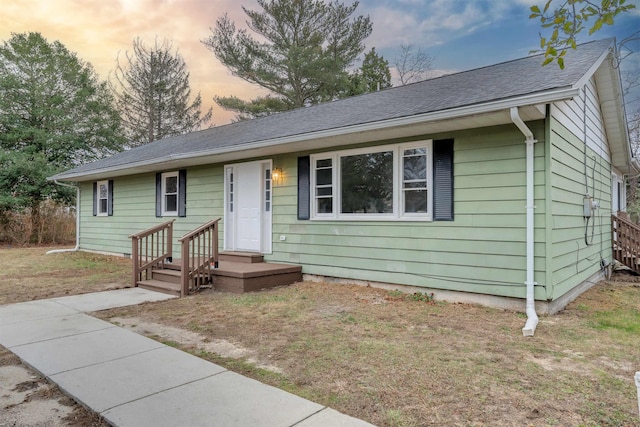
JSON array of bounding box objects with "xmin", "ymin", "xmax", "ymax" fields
[{"xmin": 0, "ymin": 347, "xmax": 108, "ymax": 427}]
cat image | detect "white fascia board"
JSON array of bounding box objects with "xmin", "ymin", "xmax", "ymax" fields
[
  {"xmin": 593, "ymin": 46, "xmax": 634, "ymax": 174},
  {"xmin": 53, "ymin": 87, "xmax": 578, "ymax": 181},
  {"xmin": 574, "ymin": 41, "xmax": 615, "ymax": 90}
]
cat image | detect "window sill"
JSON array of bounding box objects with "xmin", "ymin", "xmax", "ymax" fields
[{"xmin": 310, "ymin": 215, "xmax": 432, "ymax": 222}]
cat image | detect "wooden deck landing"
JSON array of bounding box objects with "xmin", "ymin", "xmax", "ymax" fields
[
  {"xmin": 214, "ymin": 260, "xmax": 302, "ymax": 293},
  {"xmin": 137, "ymin": 252, "xmax": 302, "ymax": 296}
]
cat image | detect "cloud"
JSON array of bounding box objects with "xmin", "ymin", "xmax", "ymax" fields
[
  {"xmin": 365, "ymin": 0, "xmax": 528, "ymax": 49},
  {"xmin": 0, "ymin": 0, "xmax": 267, "ymax": 124}
]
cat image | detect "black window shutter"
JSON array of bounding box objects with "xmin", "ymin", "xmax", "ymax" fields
[
  {"xmin": 433, "ymin": 139, "xmax": 454, "ymax": 221},
  {"xmin": 107, "ymin": 180, "xmax": 114, "ymax": 216},
  {"xmin": 92, "ymin": 182, "xmax": 97, "ymax": 216},
  {"xmin": 155, "ymin": 173, "xmax": 162, "ymax": 217},
  {"xmin": 178, "ymin": 169, "xmax": 187, "ymax": 217},
  {"xmin": 298, "ymin": 156, "xmax": 310, "ymax": 220}
]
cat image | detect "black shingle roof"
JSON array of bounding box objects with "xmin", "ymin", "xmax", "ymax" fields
[{"xmin": 53, "ymin": 38, "xmax": 613, "ymax": 179}]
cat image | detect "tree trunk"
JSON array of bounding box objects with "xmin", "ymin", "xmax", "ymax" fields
[{"xmin": 30, "ymin": 202, "xmax": 41, "ymax": 244}]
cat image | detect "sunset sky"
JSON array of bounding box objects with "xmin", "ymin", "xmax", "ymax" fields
[{"xmin": 1, "ymin": 0, "xmax": 639, "ymax": 126}]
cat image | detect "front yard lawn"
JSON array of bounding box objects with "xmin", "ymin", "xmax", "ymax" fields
[{"xmin": 1, "ymin": 248, "xmax": 638, "ymax": 426}]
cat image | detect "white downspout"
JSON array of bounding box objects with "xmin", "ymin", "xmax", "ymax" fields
[
  {"xmin": 510, "ymin": 107, "xmax": 539, "ymax": 337},
  {"xmin": 46, "ymin": 180, "xmax": 80, "ymax": 254}
]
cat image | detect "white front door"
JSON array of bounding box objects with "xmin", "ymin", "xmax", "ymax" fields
[{"xmin": 225, "ymin": 161, "xmax": 272, "ymax": 253}]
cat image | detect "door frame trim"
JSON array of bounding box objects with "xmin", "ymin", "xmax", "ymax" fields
[{"xmin": 223, "ymin": 159, "xmax": 273, "ymax": 253}]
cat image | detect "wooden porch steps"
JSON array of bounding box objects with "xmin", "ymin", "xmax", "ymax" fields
[
  {"xmin": 137, "ymin": 252, "xmax": 302, "ymax": 295},
  {"xmin": 138, "ymin": 279, "xmax": 181, "ymax": 296},
  {"xmin": 219, "ymin": 251, "xmax": 264, "ymax": 264},
  {"xmin": 612, "ymin": 214, "xmax": 640, "ymax": 275}
]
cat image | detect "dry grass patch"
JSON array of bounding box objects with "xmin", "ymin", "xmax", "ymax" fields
[
  {"xmin": 97, "ymin": 278, "xmax": 640, "ymax": 427},
  {"xmin": 0, "ymin": 247, "xmax": 130, "ymax": 304}
]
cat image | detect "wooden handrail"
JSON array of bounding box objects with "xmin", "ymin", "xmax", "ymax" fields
[
  {"xmin": 178, "ymin": 218, "xmax": 220, "ymax": 243},
  {"xmin": 130, "ymin": 220, "xmax": 175, "ymax": 287},
  {"xmin": 612, "ymin": 214, "xmax": 640, "ymax": 274},
  {"xmin": 179, "ymin": 218, "xmax": 220, "ymax": 296},
  {"xmin": 129, "ymin": 219, "xmax": 176, "ymax": 239}
]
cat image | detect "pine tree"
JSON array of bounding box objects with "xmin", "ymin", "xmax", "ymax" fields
[
  {"xmin": 345, "ymin": 47, "xmax": 392, "ymax": 97},
  {"xmin": 111, "ymin": 38, "xmax": 212, "ymax": 145},
  {"xmin": 202, "ymin": 0, "xmax": 372, "ymax": 120},
  {"xmin": 0, "ymin": 32, "xmax": 125, "ymax": 242}
]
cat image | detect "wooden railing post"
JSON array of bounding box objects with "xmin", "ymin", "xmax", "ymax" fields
[
  {"xmin": 181, "ymin": 237, "xmax": 189, "ymax": 297},
  {"xmin": 131, "ymin": 236, "xmax": 139, "ymax": 287},
  {"xmin": 167, "ymin": 221, "xmax": 173, "ymax": 262}
]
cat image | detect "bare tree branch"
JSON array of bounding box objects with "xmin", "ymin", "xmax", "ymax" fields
[{"xmin": 394, "ymin": 44, "xmax": 434, "ymax": 86}]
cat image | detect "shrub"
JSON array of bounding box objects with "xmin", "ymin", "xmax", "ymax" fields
[{"xmin": 0, "ymin": 200, "xmax": 75, "ymax": 245}]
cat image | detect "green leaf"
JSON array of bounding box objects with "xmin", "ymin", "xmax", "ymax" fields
[
  {"xmin": 603, "ymin": 12, "xmax": 614, "ymax": 25},
  {"xmin": 542, "ymin": 57, "xmax": 554, "ymax": 66},
  {"xmin": 589, "ymin": 18, "xmax": 603, "ymax": 34},
  {"xmin": 543, "ymin": 0, "xmax": 552, "ymax": 12},
  {"xmin": 551, "ymin": 28, "xmax": 559, "ymax": 40},
  {"xmin": 540, "ymin": 37, "xmax": 546, "ymax": 49},
  {"xmin": 530, "ymin": 5, "xmax": 541, "ymax": 13},
  {"xmin": 558, "ymin": 57, "xmax": 565, "ymax": 69}
]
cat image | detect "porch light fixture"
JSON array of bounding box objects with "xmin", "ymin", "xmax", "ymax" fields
[{"xmin": 272, "ymin": 168, "xmax": 283, "ymax": 184}]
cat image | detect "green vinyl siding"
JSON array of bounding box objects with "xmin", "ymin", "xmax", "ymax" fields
[
  {"xmin": 267, "ymin": 123, "xmax": 548, "ymax": 300},
  {"xmin": 76, "ymin": 116, "xmax": 610, "ymax": 303},
  {"xmin": 79, "ymin": 165, "xmax": 225, "ymax": 255},
  {"xmin": 548, "ymin": 116, "xmax": 612, "ymax": 300}
]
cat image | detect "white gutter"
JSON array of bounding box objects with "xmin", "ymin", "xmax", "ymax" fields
[
  {"xmin": 53, "ymin": 87, "xmax": 580, "ymax": 182},
  {"xmin": 46, "ymin": 180, "xmax": 80, "ymax": 255},
  {"xmin": 510, "ymin": 107, "xmax": 539, "ymax": 337}
]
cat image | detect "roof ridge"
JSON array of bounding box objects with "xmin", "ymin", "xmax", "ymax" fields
[{"xmin": 217, "ymin": 38, "xmax": 616, "ymax": 124}]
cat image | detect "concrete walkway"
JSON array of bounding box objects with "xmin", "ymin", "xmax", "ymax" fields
[{"xmin": 0, "ymin": 288, "xmax": 374, "ymax": 426}]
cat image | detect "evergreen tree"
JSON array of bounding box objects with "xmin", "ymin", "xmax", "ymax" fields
[
  {"xmin": 359, "ymin": 47, "xmax": 392, "ymax": 92},
  {"xmin": 0, "ymin": 32, "xmax": 125, "ymax": 242},
  {"xmin": 203, "ymin": 0, "xmax": 372, "ymax": 120},
  {"xmin": 112, "ymin": 38, "xmax": 212, "ymax": 145}
]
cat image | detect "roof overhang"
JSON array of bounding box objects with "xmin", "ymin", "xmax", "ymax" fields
[
  {"xmin": 593, "ymin": 49, "xmax": 638, "ymax": 175},
  {"xmin": 52, "ymin": 87, "xmax": 580, "ymax": 182}
]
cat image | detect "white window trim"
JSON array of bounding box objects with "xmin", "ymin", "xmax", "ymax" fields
[
  {"xmin": 310, "ymin": 140, "xmax": 433, "ymax": 221},
  {"xmin": 96, "ymin": 180, "xmax": 109, "ymax": 216},
  {"xmin": 161, "ymin": 171, "xmax": 179, "ymax": 216}
]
